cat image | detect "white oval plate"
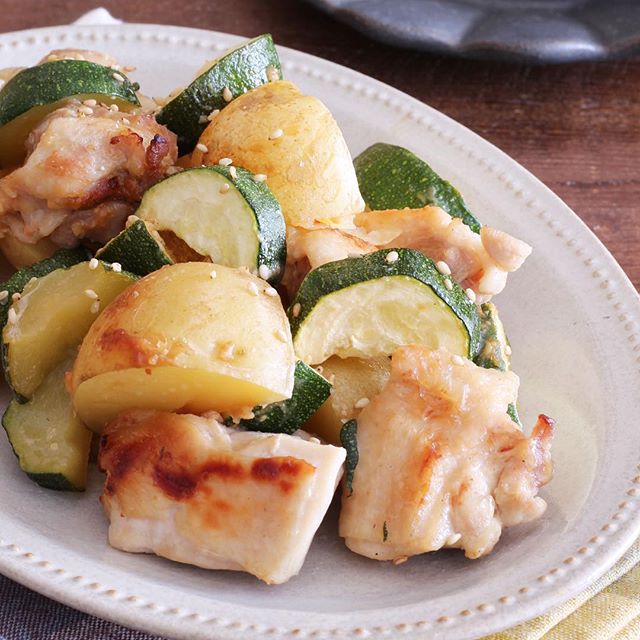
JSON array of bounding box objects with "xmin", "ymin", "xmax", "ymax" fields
[{"xmin": 0, "ymin": 22, "xmax": 639, "ymax": 640}]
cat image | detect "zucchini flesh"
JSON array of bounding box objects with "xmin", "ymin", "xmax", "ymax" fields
[
  {"xmin": 3, "ymin": 261, "xmax": 135, "ymax": 400},
  {"xmin": 289, "ymin": 248, "xmax": 480, "ymax": 364},
  {"xmin": 231, "ymin": 360, "xmax": 331, "ymax": 435},
  {"xmin": 135, "ymin": 166, "xmax": 286, "ymax": 285},
  {"xmin": 96, "ymin": 217, "xmax": 173, "ymax": 276},
  {"xmin": 0, "ymin": 60, "xmax": 140, "ymax": 169},
  {"xmin": 157, "ymin": 34, "xmax": 282, "ymax": 155},
  {"xmin": 2, "ymin": 356, "xmax": 91, "ymax": 491},
  {"xmin": 354, "ymin": 142, "xmax": 481, "ymax": 233}
]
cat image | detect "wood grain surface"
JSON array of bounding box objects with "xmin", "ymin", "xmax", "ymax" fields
[{"xmin": 2, "ymin": 0, "xmax": 639, "ymax": 288}]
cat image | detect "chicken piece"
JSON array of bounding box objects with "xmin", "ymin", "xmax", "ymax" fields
[
  {"xmin": 339, "ymin": 346, "xmax": 553, "ymax": 561},
  {"xmin": 0, "ymin": 102, "xmax": 177, "ymax": 247},
  {"xmin": 99, "ymin": 410, "xmax": 345, "ymax": 585},
  {"xmin": 282, "ymin": 225, "xmax": 376, "ymax": 298},
  {"xmin": 355, "ymin": 207, "xmax": 532, "ymax": 301}
]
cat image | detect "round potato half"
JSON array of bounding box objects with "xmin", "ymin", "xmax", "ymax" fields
[
  {"xmin": 71, "ymin": 262, "xmax": 295, "ymax": 431},
  {"xmin": 191, "ymin": 80, "xmax": 364, "ymax": 230}
]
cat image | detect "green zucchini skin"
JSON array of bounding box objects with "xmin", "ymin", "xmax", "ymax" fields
[
  {"xmin": 288, "ymin": 248, "xmax": 481, "ymax": 359},
  {"xmin": 0, "ymin": 248, "xmax": 89, "ymax": 331},
  {"xmin": 354, "ymin": 142, "xmax": 482, "ymax": 233},
  {"xmin": 157, "ymin": 34, "xmax": 282, "ymax": 155},
  {"xmin": 340, "ymin": 419, "xmax": 358, "ymax": 497},
  {"xmin": 0, "ymin": 60, "xmax": 140, "ymax": 128},
  {"xmin": 96, "ymin": 219, "xmax": 173, "ymax": 276},
  {"xmin": 231, "ymin": 361, "xmax": 331, "ymax": 435}
]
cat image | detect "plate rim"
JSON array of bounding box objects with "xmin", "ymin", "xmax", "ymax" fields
[{"xmin": 1, "ymin": 20, "xmax": 640, "ymax": 640}]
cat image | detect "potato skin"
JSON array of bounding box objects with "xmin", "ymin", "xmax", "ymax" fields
[
  {"xmin": 71, "ymin": 263, "xmax": 295, "ymax": 414},
  {"xmin": 191, "ymin": 81, "xmax": 364, "ymax": 230}
]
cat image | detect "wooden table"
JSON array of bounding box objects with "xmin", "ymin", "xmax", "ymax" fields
[{"xmin": 3, "ymin": 0, "xmax": 640, "ymax": 289}]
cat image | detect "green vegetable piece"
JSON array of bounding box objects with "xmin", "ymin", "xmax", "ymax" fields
[{"xmin": 340, "ymin": 419, "xmax": 358, "ymax": 496}]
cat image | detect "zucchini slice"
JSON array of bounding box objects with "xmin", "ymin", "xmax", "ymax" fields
[
  {"xmin": 96, "ymin": 217, "xmax": 173, "ymax": 276},
  {"xmin": 232, "ymin": 360, "xmax": 331, "ymax": 435},
  {"xmin": 135, "ymin": 166, "xmax": 286, "ymax": 285},
  {"xmin": 3, "ymin": 261, "xmax": 136, "ymax": 400},
  {"xmin": 157, "ymin": 34, "xmax": 282, "ymax": 155},
  {"xmin": 289, "ymin": 248, "xmax": 481, "ymax": 364},
  {"xmin": 354, "ymin": 143, "xmax": 481, "ymax": 233},
  {"xmin": 2, "ymin": 355, "xmax": 91, "ymax": 491},
  {"xmin": 474, "ymin": 302, "xmax": 511, "ymax": 372},
  {"xmin": 0, "ymin": 247, "xmax": 88, "ymax": 331},
  {"xmin": 0, "ymin": 60, "xmax": 140, "ymax": 170}
]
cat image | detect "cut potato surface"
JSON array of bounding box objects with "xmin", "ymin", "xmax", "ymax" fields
[
  {"xmin": 191, "ymin": 80, "xmax": 364, "ymax": 229},
  {"xmin": 71, "ymin": 262, "xmax": 296, "ymax": 431}
]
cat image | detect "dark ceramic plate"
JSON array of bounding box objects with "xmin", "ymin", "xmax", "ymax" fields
[{"xmin": 306, "ymin": 0, "xmax": 640, "ymax": 62}]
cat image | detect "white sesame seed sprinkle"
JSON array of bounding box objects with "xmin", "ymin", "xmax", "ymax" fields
[
  {"xmin": 88, "ymin": 258, "xmax": 99, "ymax": 270},
  {"xmin": 265, "ymin": 287, "xmax": 278, "ymax": 297},
  {"xmin": 355, "ymin": 397, "xmax": 370, "ymax": 409},
  {"xmin": 222, "ymin": 86, "xmax": 233, "ymax": 102},
  {"xmin": 247, "ymin": 281, "xmax": 260, "ymax": 296},
  {"xmin": 393, "ymin": 556, "xmax": 408, "ymax": 566},
  {"xmin": 90, "ymin": 300, "xmax": 101, "ymax": 314},
  {"xmin": 219, "ymin": 183, "xmax": 230, "ymax": 194},
  {"xmin": 444, "ymin": 278, "xmax": 453, "ymax": 291},
  {"xmin": 452, "ymin": 354, "xmax": 466, "ymax": 365},
  {"xmin": 266, "ymin": 65, "xmax": 280, "ymax": 82},
  {"xmin": 78, "ymin": 105, "xmax": 93, "ymax": 115},
  {"xmin": 258, "ymin": 264, "xmax": 271, "ymax": 280},
  {"xmin": 465, "ymin": 288, "xmax": 477, "ymax": 302},
  {"xmin": 0, "ymin": 290, "xmax": 8, "ymax": 302},
  {"xmin": 229, "ymin": 166, "xmax": 237, "ymax": 180},
  {"xmin": 7, "ymin": 308, "xmax": 17, "ymax": 324},
  {"xmin": 219, "ymin": 342, "xmax": 235, "ymax": 361},
  {"xmin": 210, "ymin": 270, "xmax": 217, "ymax": 279},
  {"xmin": 207, "ymin": 109, "xmax": 220, "ymax": 121},
  {"xmin": 198, "ymin": 115, "xmax": 209, "ymax": 124},
  {"xmin": 309, "ymin": 436, "xmax": 321, "ymax": 444},
  {"xmin": 109, "ymin": 104, "xmax": 119, "ymax": 112},
  {"xmin": 84, "ymin": 289, "xmax": 98, "ymax": 300},
  {"xmin": 385, "ymin": 250, "xmax": 399, "ymax": 263},
  {"xmin": 132, "ymin": 290, "xmax": 140, "ymax": 298},
  {"xmin": 269, "ymin": 128, "xmax": 283, "ymax": 140},
  {"xmin": 274, "ymin": 329, "xmax": 287, "ymax": 343},
  {"xmin": 292, "ymin": 303, "xmax": 301, "ymax": 318},
  {"xmin": 196, "ymin": 143, "xmax": 208, "ymax": 153},
  {"xmin": 149, "ymin": 354, "xmax": 159, "ymax": 365},
  {"xmin": 112, "ymin": 72, "xmax": 125, "ymax": 83},
  {"xmin": 111, "ymin": 262, "xmax": 122, "ymax": 273},
  {"xmin": 253, "ymin": 173, "xmax": 267, "ymax": 183},
  {"xmin": 218, "ymin": 157, "xmax": 233, "ymax": 166},
  {"xmin": 121, "ymin": 117, "xmax": 131, "ymax": 126},
  {"xmin": 82, "ymin": 99, "xmax": 97, "ymax": 107},
  {"xmin": 435, "ymin": 260, "xmax": 452, "ymax": 276},
  {"xmin": 11, "ymin": 292, "xmax": 21, "ymax": 302},
  {"xmin": 505, "ymin": 344, "xmax": 512, "ymax": 356}
]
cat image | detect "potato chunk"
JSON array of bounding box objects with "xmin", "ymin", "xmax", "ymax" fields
[
  {"xmin": 71, "ymin": 263, "xmax": 295, "ymax": 431},
  {"xmin": 192, "ymin": 81, "xmax": 364, "ymax": 229}
]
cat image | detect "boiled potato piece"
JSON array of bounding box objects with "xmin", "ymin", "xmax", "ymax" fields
[
  {"xmin": 307, "ymin": 356, "xmax": 391, "ymax": 445},
  {"xmin": 71, "ymin": 263, "xmax": 295, "ymax": 432},
  {"xmin": 0, "ymin": 235, "xmax": 57, "ymax": 269},
  {"xmin": 191, "ymin": 80, "xmax": 364, "ymax": 230}
]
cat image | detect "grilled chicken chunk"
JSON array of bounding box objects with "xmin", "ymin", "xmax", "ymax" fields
[
  {"xmin": 355, "ymin": 207, "xmax": 532, "ymax": 301},
  {"xmin": 0, "ymin": 102, "xmax": 177, "ymax": 247},
  {"xmin": 99, "ymin": 410, "xmax": 345, "ymax": 585},
  {"xmin": 340, "ymin": 346, "xmax": 553, "ymax": 562}
]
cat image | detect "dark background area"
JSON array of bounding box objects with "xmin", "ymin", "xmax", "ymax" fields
[{"xmin": 3, "ymin": 0, "xmax": 639, "ymax": 288}]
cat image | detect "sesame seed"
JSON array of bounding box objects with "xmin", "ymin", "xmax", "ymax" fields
[
  {"xmin": 78, "ymin": 105, "xmax": 93, "ymax": 115},
  {"xmin": 218, "ymin": 157, "xmax": 233, "ymax": 166},
  {"xmin": 111, "ymin": 262, "xmax": 122, "ymax": 273},
  {"xmin": 207, "ymin": 109, "xmax": 220, "ymax": 121},
  {"xmin": 222, "ymin": 86, "xmax": 233, "ymax": 102},
  {"xmin": 452, "ymin": 355, "xmax": 465, "ymax": 365},
  {"xmin": 132, "ymin": 290, "xmax": 140, "ymax": 298},
  {"xmin": 121, "ymin": 117, "xmax": 130, "ymax": 126},
  {"xmin": 269, "ymin": 128, "xmax": 283, "ymax": 140},
  {"xmin": 7, "ymin": 308, "xmax": 17, "ymax": 324},
  {"xmin": 258, "ymin": 264, "xmax": 271, "ymax": 280},
  {"xmin": 274, "ymin": 329, "xmax": 287, "ymax": 343},
  {"xmin": 88, "ymin": 258, "xmax": 99, "ymax": 270},
  {"xmin": 90, "ymin": 300, "xmax": 101, "ymax": 314},
  {"xmin": 109, "ymin": 104, "xmax": 119, "ymax": 112},
  {"xmin": 309, "ymin": 437, "xmax": 321, "ymax": 444},
  {"xmin": 219, "ymin": 183, "xmax": 230, "ymax": 194},
  {"xmin": 111, "ymin": 64, "xmax": 121, "ymax": 71},
  {"xmin": 265, "ymin": 287, "xmax": 278, "ymax": 297},
  {"xmin": 435, "ymin": 260, "xmax": 452, "ymax": 276},
  {"xmin": 354, "ymin": 397, "xmax": 370, "ymax": 409},
  {"xmin": 166, "ymin": 166, "xmax": 183, "ymax": 175},
  {"xmin": 465, "ymin": 288, "xmax": 477, "ymax": 302},
  {"xmin": 385, "ymin": 250, "xmax": 399, "ymax": 263},
  {"xmin": 148, "ymin": 354, "xmax": 159, "ymax": 365},
  {"xmin": 505, "ymin": 344, "xmax": 512, "ymax": 356},
  {"xmin": 315, "ymin": 365, "xmax": 324, "ymax": 374},
  {"xmin": 247, "ymin": 281, "xmax": 260, "ymax": 296},
  {"xmin": 82, "ymin": 99, "xmax": 97, "ymax": 107},
  {"xmin": 266, "ymin": 65, "xmax": 280, "ymax": 82},
  {"xmin": 11, "ymin": 292, "xmax": 21, "ymax": 302},
  {"xmin": 112, "ymin": 72, "xmax": 125, "ymax": 83},
  {"xmin": 0, "ymin": 290, "xmax": 8, "ymax": 302},
  {"xmin": 444, "ymin": 278, "xmax": 453, "ymax": 291},
  {"xmin": 84, "ymin": 289, "xmax": 99, "ymax": 300},
  {"xmin": 219, "ymin": 342, "xmax": 235, "ymax": 361},
  {"xmin": 393, "ymin": 556, "xmax": 408, "ymax": 566},
  {"xmin": 253, "ymin": 173, "xmax": 267, "ymax": 183},
  {"xmin": 196, "ymin": 143, "xmax": 208, "ymax": 153},
  {"xmin": 210, "ymin": 270, "xmax": 217, "ymax": 279},
  {"xmin": 292, "ymin": 302, "xmax": 301, "ymax": 318},
  {"xmin": 198, "ymin": 115, "xmax": 209, "ymax": 124}
]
